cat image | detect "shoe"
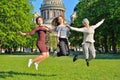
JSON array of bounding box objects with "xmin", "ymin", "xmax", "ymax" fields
[
  {"xmin": 28, "ymin": 59, "xmax": 32, "ymax": 68},
  {"xmin": 73, "ymin": 54, "xmax": 78, "ymax": 62},
  {"xmin": 34, "ymin": 62, "xmax": 38, "ymax": 70},
  {"xmin": 86, "ymin": 59, "xmax": 89, "ymax": 67},
  {"xmin": 86, "ymin": 61, "xmax": 89, "ymax": 66}
]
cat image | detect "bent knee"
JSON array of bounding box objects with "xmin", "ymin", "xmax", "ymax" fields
[
  {"xmin": 43, "ymin": 52, "xmax": 49, "ymax": 58},
  {"xmin": 46, "ymin": 53, "xmax": 49, "ymax": 58}
]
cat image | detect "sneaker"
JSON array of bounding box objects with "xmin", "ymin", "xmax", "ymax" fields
[
  {"xmin": 73, "ymin": 54, "xmax": 78, "ymax": 62},
  {"xmin": 86, "ymin": 59, "xmax": 89, "ymax": 67},
  {"xmin": 87, "ymin": 61, "xmax": 89, "ymax": 66},
  {"xmin": 28, "ymin": 59, "xmax": 32, "ymax": 68},
  {"xmin": 34, "ymin": 62, "xmax": 38, "ymax": 70}
]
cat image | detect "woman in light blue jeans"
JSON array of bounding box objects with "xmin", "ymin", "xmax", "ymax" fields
[{"xmin": 69, "ymin": 18, "xmax": 105, "ymax": 66}]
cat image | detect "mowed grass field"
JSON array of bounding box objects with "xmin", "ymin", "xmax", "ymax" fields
[{"xmin": 0, "ymin": 54, "xmax": 120, "ymax": 80}]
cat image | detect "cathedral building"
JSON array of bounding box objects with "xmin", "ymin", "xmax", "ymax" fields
[{"xmin": 40, "ymin": 0, "xmax": 66, "ymax": 28}]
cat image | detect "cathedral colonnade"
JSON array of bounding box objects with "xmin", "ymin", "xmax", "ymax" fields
[{"xmin": 41, "ymin": 9, "xmax": 64, "ymax": 20}]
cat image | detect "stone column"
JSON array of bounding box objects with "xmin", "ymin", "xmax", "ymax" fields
[
  {"xmin": 49, "ymin": 9, "xmax": 52, "ymax": 19},
  {"xmin": 45, "ymin": 10, "xmax": 47, "ymax": 19},
  {"xmin": 43, "ymin": 10, "xmax": 45, "ymax": 19},
  {"xmin": 53, "ymin": 10, "xmax": 56, "ymax": 17},
  {"xmin": 47, "ymin": 10, "xmax": 49, "ymax": 19}
]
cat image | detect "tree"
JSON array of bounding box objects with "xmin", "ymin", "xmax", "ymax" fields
[{"xmin": 0, "ymin": 0, "xmax": 35, "ymax": 53}]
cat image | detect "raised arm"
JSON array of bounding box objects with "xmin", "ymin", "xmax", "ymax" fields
[
  {"xmin": 70, "ymin": 26, "xmax": 85, "ymax": 32},
  {"xmin": 93, "ymin": 19, "xmax": 105, "ymax": 29}
]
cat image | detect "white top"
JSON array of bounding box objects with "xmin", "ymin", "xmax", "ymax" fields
[
  {"xmin": 56, "ymin": 25, "xmax": 70, "ymax": 38},
  {"xmin": 70, "ymin": 19, "xmax": 104, "ymax": 44}
]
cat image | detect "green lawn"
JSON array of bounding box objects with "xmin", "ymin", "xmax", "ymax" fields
[{"xmin": 0, "ymin": 55, "xmax": 120, "ymax": 80}]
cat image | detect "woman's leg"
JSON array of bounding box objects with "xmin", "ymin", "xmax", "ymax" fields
[
  {"xmin": 65, "ymin": 39, "xmax": 70, "ymax": 56},
  {"xmin": 34, "ymin": 42, "xmax": 49, "ymax": 64},
  {"xmin": 83, "ymin": 43, "xmax": 90, "ymax": 66},
  {"xmin": 82, "ymin": 43, "xmax": 89, "ymax": 59},
  {"xmin": 89, "ymin": 43, "xmax": 96, "ymax": 60},
  {"xmin": 28, "ymin": 42, "xmax": 49, "ymax": 70},
  {"xmin": 30, "ymin": 52, "xmax": 49, "ymax": 70},
  {"xmin": 59, "ymin": 40, "xmax": 67, "ymax": 56},
  {"xmin": 73, "ymin": 43, "xmax": 88, "ymax": 62},
  {"xmin": 32, "ymin": 52, "xmax": 49, "ymax": 64}
]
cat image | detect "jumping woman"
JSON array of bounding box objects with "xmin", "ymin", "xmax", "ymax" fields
[
  {"xmin": 68, "ymin": 18, "xmax": 105, "ymax": 66},
  {"xmin": 18, "ymin": 16, "xmax": 52, "ymax": 70}
]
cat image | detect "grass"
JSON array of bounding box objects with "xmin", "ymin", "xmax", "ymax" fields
[{"xmin": 0, "ymin": 54, "xmax": 120, "ymax": 80}]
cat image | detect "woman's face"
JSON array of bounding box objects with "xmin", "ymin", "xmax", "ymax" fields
[
  {"xmin": 83, "ymin": 21, "xmax": 89, "ymax": 27},
  {"xmin": 58, "ymin": 17, "xmax": 64, "ymax": 24},
  {"xmin": 37, "ymin": 18, "xmax": 43, "ymax": 25}
]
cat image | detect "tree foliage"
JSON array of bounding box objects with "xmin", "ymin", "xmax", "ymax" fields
[{"xmin": 0, "ymin": 0, "xmax": 35, "ymax": 53}]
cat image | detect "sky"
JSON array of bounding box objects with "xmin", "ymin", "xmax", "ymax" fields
[{"xmin": 32, "ymin": 0, "xmax": 79, "ymax": 21}]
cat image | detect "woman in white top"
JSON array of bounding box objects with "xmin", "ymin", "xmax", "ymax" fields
[{"xmin": 69, "ymin": 18, "xmax": 105, "ymax": 66}]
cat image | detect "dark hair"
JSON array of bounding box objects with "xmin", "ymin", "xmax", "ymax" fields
[{"xmin": 36, "ymin": 16, "xmax": 44, "ymax": 25}]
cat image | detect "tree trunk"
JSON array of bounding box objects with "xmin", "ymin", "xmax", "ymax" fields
[
  {"xmin": 103, "ymin": 36, "xmax": 109, "ymax": 53},
  {"xmin": 7, "ymin": 48, "xmax": 12, "ymax": 54},
  {"xmin": 111, "ymin": 32, "xmax": 117, "ymax": 53},
  {"xmin": 13, "ymin": 48, "xmax": 17, "ymax": 53}
]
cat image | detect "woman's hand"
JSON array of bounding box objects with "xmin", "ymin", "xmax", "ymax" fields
[
  {"xmin": 18, "ymin": 31, "xmax": 26, "ymax": 36},
  {"xmin": 102, "ymin": 18, "xmax": 105, "ymax": 22},
  {"xmin": 65, "ymin": 24, "xmax": 70, "ymax": 28},
  {"xmin": 43, "ymin": 26, "xmax": 49, "ymax": 30}
]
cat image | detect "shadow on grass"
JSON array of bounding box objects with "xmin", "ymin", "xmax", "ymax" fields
[
  {"xmin": 0, "ymin": 71, "xmax": 56, "ymax": 79},
  {"xmin": 70, "ymin": 51, "xmax": 120, "ymax": 59}
]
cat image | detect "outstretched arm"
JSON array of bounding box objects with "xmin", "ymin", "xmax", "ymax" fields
[
  {"xmin": 18, "ymin": 27, "xmax": 38, "ymax": 36},
  {"xmin": 93, "ymin": 19, "xmax": 105, "ymax": 29},
  {"xmin": 70, "ymin": 26, "xmax": 85, "ymax": 32},
  {"xmin": 66, "ymin": 24, "xmax": 84, "ymax": 32}
]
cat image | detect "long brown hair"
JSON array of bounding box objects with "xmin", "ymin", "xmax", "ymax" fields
[{"xmin": 52, "ymin": 15, "xmax": 66, "ymax": 27}]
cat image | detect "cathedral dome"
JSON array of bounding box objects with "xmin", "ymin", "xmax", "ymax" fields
[
  {"xmin": 40, "ymin": 0, "xmax": 65, "ymax": 26},
  {"xmin": 41, "ymin": 0, "xmax": 65, "ymax": 11}
]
